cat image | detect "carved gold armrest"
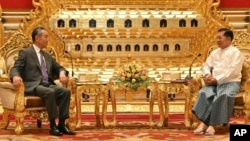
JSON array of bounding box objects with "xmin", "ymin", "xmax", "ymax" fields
[
  {"xmin": 185, "ymin": 75, "xmax": 203, "ymax": 110},
  {"xmin": 0, "ymin": 74, "xmax": 25, "ymax": 112},
  {"xmin": 0, "ymin": 74, "xmax": 11, "ymax": 82},
  {"xmin": 14, "ymin": 82, "xmax": 25, "ymax": 112},
  {"xmin": 187, "ymin": 76, "xmax": 203, "ymax": 94},
  {"xmin": 244, "ymin": 79, "xmax": 250, "ymax": 105},
  {"xmin": 243, "ymin": 78, "xmax": 250, "ymax": 124},
  {"xmin": 184, "ymin": 76, "xmax": 203, "ymax": 104},
  {"xmin": 64, "ymin": 77, "xmax": 77, "ymax": 130},
  {"xmin": 183, "ymin": 75, "xmax": 203, "ymax": 129}
]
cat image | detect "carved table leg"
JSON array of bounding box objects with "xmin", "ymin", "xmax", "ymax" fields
[
  {"xmin": 157, "ymin": 90, "xmax": 166, "ymax": 128},
  {"xmin": 110, "ymin": 89, "xmax": 117, "ymax": 127},
  {"xmin": 163, "ymin": 90, "xmax": 169, "ymax": 127},
  {"xmin": 95, "ymin": 93, "xmax": 101, "ymax": 127},
  {"xmin": 102, "ymin": 89, "xmax": 109, "ymax": 127},
  {"xmin": 183, "ymin": 85, "xmax": 191, "ymax": 129},
  {"xmin": 184, "ymin": 100, "xmax": 191, "ymax": 129},
  {"xmin": 75, "ymin": 87, "xmax": 82, "ymax": 129},
  {"xmin": 149, "ymin": 89, "xmax": 155, "ymax": 127}
]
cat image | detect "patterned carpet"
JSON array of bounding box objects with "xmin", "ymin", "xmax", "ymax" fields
[{"xmin": 0, "ymin": 114, "xmax": 243, "ymax": 141}]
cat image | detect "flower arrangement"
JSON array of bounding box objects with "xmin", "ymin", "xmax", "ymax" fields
[{"xmin": 115, "ymin": 61, "xmax": 151, "ymax": 90}]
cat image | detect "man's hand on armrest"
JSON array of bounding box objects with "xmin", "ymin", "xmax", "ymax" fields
[
  {"xmin": 12, "ymin": 76, "xmax": 23, "ymax": 88},
  {"xmin": 59, "ymin": 71, "xmax": 68, "ymax": 84}
]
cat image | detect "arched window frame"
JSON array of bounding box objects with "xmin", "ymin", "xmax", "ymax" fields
[{"xmin": 89, "ymin": 19, "xmax": 96, "ymax": 28}]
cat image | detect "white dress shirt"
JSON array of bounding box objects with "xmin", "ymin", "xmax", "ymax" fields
[
  {"xmin": 202, "ymin": 45, "xmax": 243, "ymax": 84},
  {"xmin": 33, "ymin": 45, "xmax": 43, "ymax": 65}
]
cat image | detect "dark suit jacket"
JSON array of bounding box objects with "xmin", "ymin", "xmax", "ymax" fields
[{"xmin": 10, "ymin": 46, "xmax": 67, "ymax": 94}]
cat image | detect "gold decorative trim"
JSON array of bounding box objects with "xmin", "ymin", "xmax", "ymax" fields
[
  {"xmin": 80, "ymin": 102, "xmax": 184, "ymax": 113},
  {"xmin": 59, "ymin": 0, "xmax": 196, "ymax": 7}
]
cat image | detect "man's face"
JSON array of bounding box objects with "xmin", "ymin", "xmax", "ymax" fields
[
  {"xmin": 216, "ymin": 31, "xmax": 231, "ymax": 49},
  {"xmin": 35, "ymin": 30, "xmax": 49, "ymax": 49}
]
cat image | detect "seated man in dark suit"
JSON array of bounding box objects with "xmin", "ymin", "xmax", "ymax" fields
[{"xmin": 10, "ymin": 26, "xmax": 76, "ymax": 136}]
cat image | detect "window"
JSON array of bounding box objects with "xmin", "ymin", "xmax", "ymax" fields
[
  {"xmin": 57, "ymin": 19, "xmax": 65, "ymax": 27},
  {"xmin": 134, "ymin": 44, "xmax": 140, "ymax": 51},
  {"xmin": 125, "ymin": 44, "xmax": 131, "ymax": 51},
  {"xmin": 153, "ymin": 44, "xmax": 158, "ymax": 51},
  {"xmin": 98, "ymin": 44, "xmax": 103, "ymax": 51},
  {"xmin": 75, "ymin": 44, "xmax": 81, "ymax": 51},
  {"xmin": 175, "ymin": 44, "xmax": 181, "ymax": 51},
  {"xmin": 69, "ymin": 19, "xmax": 76, "ymax": 27},
  {"xmin": 125, "ymin": 19, "xmax": 132, "ymax": 28},
  {"xmin": 142, "ymin": 19, "xmax": 149, "ymax": 27},
  {"xmin": 160, "ymin": 19, "xmax": 167, "ymax": 27},
  {"xmin": 191, "ymin": 19, "xmax": 198, "ymax": 27},
  {"xmin": 144, "ymin": 44, "xmax": 149, "ymax": 51},
  {"xmin": 87, "ymin": 44, "xmax": 92, "ymax": 51},
  {"xmin": 89, "ymin": 19, "xmax": 96, "ymax": 28},
  {"xmin": 179, "ymin": 19, "xmax": 186, "ymax": 27},
  {"xmin": 107, "ymin": 19, "xmax": 114, "ymax": 28},
  {"xmin": 163, "ymin": 44, "xmax": 169, "ymax": 51},
  {"xmin": 107, "ymin": 44, "xmax": 112, "ymax": 51},
  {"xmin": 116, "ymin": 45, "xmax": 122, "ymax": 51}
]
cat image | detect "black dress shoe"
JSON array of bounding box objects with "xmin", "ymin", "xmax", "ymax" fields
[
  {"xmin": 50, "ymin": 126, "xmax": 63, "ymax": 136},
  {"xmin": 57, "ymin": 125, "xmax": 76, "ymax": 135}
]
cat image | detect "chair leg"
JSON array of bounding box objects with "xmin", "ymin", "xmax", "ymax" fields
[
  {"xmin": 0, "ymin": 109, "xmax": 10, "ymax": 129},
  {"xmin": 15, "ymin": 112, "xmax": 25, "ymax": 134},
  {"xmin": 244, "ymin": 109, "xmax": 250, "ymax": 124},
  {"xmin": 37, "ymin": 119, "xmax": 42, "ymax": 128},
  {"xmin": 191, "ymin": 115, "xmax": 199, "ymax": 129}
]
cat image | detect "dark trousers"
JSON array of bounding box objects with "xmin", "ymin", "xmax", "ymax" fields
[{"xmin": 34, "ymin": 84, "xmax": 71, "ymax": 120}]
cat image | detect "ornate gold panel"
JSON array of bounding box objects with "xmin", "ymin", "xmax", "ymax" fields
[{"xmin": 0, "ymin": 0, "xmax": 232, "ymax": 63}]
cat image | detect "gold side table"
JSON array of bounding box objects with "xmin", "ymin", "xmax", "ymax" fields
[
  {"xmin": 75, "ymin": 81, "xmax": 108, "ymax": 129},
  {"xmin": 102, "ymin": 79, "xmax": 162, "ymax": 128},
  {"xmin": 157, "ymin": 79, "xmax": 188, "ymax": 127}
]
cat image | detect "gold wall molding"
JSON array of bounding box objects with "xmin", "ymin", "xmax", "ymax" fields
[
  {"xmin": 2, "ymin": 0, "xmax": 249, "ymax": 75},
  {"xmin": 59, "ymin": 0, "xmax": 196, "ymax": 8},
  {"xmin": 11, "ymin": 0, "xmax": 230, "ymax": 62},
  {"xmin": 81, "ymin": 102, "xmax": 184, "ymax": 113}
]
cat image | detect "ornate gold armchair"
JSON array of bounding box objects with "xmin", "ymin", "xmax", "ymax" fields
[
  {"xmin": 0, "ymin": 33, "xmax": 76, "ymax": 134},
  {"xmin": 184, "ymin": 41, "xmax": 250, "ymax": 129}
]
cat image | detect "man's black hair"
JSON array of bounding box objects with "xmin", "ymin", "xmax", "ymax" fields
[
  {"xmin": 218, "ymin": 28, "xmax": 234, "ymax": 41},
  {"xmin": 31, "ymin": 26, "xmax": 46, "ymax": 42}
]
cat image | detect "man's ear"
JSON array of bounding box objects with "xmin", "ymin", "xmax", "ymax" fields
[{"xmin": 65, "ymin": 70, "xmax": 69, "ymax": 77}]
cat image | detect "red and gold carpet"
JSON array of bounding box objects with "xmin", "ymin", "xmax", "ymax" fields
[{"xmin": 0, "ymin": 113, "xmax": 243, "ymax": 141}]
